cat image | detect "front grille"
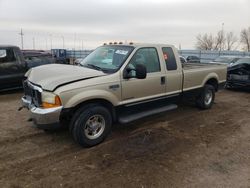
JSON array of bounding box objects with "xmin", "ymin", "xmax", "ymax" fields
[{"xmin": 23, "ymin": 80, "xmax": 42, "ymax": 107}]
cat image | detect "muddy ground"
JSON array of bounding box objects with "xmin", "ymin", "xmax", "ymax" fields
[{"xmin": 0, "ymin": 89, "xmax": 249, "ymax": 188}]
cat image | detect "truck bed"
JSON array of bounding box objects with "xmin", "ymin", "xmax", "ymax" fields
[
  {"xmin": 182, "ymin": 63, "xmax": 225, "ymax": 70},
  {"xmin": 182, "ymin": 63, "xmax": 227, "ymax": 92}
]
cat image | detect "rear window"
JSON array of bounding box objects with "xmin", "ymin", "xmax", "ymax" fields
[{"xmin": 162, "ymin": 47, "xmax": 177, "ymax": 71}]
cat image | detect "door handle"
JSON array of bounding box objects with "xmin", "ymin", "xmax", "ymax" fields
[{"xmin": 161, "ymin": 76, "xmax": 165, "ymax": 85}]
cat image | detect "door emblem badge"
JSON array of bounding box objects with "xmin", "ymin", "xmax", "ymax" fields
[{"xmin": 109, "ymin": 84, "xmax": 120, "ymax": 91}]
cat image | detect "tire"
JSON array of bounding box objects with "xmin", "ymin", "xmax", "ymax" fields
[
  {"xmin": 70, "ymin": 104, "xmax": 112, "ymax": 147},
  {"xmin": 196, "ymin": 84, "xmax": 215, "ymax": 109}
]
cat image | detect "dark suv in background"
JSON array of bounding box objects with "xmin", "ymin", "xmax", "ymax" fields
[{"xmin": 186, "ymin": 56, "xmax": 200, "ymax": 63}]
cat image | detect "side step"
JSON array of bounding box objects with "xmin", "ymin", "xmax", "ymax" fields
[{"xmin": 118, "ymin": 104, "xmax": 178, "ymax": 124}]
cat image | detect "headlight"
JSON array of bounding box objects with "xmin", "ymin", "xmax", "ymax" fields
[{"xmin": 41, "ymin": 92, "xmax": 62, "ymax": 108}]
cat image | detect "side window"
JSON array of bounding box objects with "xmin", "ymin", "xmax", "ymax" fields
[
  {"xmin": 0, "ymin": 48, "xmax": 16, "ymax": 63},
  {"xmin": 162, "ymin": 47, "xmax": 177, "ymax": 71},
  {"xmin": 0, "ymin": 49, "xmax": 7, "ymax": 63},
  {"xmin": 129, "ymin": 47, "xmax": 161, "ymax": 73}
]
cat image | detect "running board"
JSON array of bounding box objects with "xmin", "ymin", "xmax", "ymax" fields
[{"xmin": 118, "ymin": 104, "xmax": 178, "ymax": 124}]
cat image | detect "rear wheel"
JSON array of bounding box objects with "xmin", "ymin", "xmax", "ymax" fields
[
  {"xmin": 196, "ymin": 84, "xmax": 215, "ymax": 109},
  {"xmin": 70, "ymin": 104, "xmax": 112, "ymax": 147}
]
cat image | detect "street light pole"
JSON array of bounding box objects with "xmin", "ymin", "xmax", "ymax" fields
[
  {"xmin": 61, "ymin": 36, "xmax": 65, "ymax": 49},
  {"xmin": 220, "ymin": 23, "xmax": 224, "ymax": 51},
  {"xmin": 32, "ymin": 37, "xmax": 35, "ymax": 50},
  {"xmin": 49, "ymin": 34, "xmax": 53, "ymax": 50}
]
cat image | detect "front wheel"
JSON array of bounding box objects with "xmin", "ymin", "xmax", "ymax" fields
[
  {"xmin": 196, "ymin": 84, "xmax": 215, "ymax": 109},
  {"xmin": 70, "ymin": 104, "xmax": 112, "ymax": 147}
]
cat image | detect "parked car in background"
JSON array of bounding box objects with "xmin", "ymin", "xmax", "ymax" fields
[
  {"xmin": 0, "ymin": 45, "xmax": 55, "ymax": 91},
  {"xmin": 180, "ymin": 56, "xmax": 187, "ymax": 63},
  {"xmin": 211, "ymin": 56, "xmax": 240, "ymax": 67},
  {"xmin": 227, "ymin": 57, "xmax": 250, "ymax": 88},
  {"xmin": 22, "ymin": 50, "xmax": 55, "ymax": 68},
  {"xmin": 186, "ymin": 56, "xmax": 200, "ymax": 63}
]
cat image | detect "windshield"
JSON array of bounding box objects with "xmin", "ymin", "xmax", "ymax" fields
[{"xmin": 80, "ymin": 45, "xmax": 134, "ymax": 73}]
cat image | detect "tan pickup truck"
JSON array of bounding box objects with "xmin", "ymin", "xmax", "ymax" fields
[{"xmin": 21, "ymin": 43, "xmax": 227, "ymax": 147}]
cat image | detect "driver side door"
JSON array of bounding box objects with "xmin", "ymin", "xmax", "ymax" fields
[{"xmin": 121, "ymin": 47, "xmax": 166, "ymax": 104}]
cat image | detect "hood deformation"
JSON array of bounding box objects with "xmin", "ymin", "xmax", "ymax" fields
[{"xmin": 26, "ymin": 64, "xmax": 106, "ymax": 91}]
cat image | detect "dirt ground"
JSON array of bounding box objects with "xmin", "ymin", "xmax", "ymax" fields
[{"xmin": 0, "ymin": 89, "xmax": 249, "ymax": 188}]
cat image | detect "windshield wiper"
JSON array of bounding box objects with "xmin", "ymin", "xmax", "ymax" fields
[{"xmin": 84, "ymin": 64, "xmax": 103, "ymax": 71}]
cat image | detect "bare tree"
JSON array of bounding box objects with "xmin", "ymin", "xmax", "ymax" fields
[
  {"xmin": 214, "ymin": 30, "xmax": 226, "ymax": 51},
  {"xmin": 196, "ymin": 33, "xmax": 214, "ymax": 50},
  {"xmin": 225, "ymin": 32, "xmax": 238, "ymax": 51},
  {"xmin": 241, "ymin": 27, "xmax": 250, "ymax": 52}
]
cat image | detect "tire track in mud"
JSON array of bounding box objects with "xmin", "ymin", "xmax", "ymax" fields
[
  {"xmin": 0, "ymin": 95, "xmax": 247, "ymax": 179},
  {"xmin": 0, "ymin": 90, "xmax": 249, "ymax": 187},
  {"xmin": 1, "ymin": 90, "xmax": 248, "ymax": 166}
]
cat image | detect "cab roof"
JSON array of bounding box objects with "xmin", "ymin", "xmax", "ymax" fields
[{"xmin": 103, "ymin": 43, "xmax": 175, "ymax": 49}]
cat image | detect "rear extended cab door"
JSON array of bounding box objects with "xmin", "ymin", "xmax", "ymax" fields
[
  {"xmin": 160, "ymin": 46, "xmax": 183, "ymax": 96},
  {"xmin": 0, "ymin": 47, "xmax": 27, "ymax": 90},
  {"xmin": 120, "ymin": 46, "xmax": 167, "ymax": 104}
]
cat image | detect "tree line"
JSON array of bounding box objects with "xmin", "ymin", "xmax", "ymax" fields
[{"xmin": 196, "ymin": 26, "xmax": 250, "ymax": 52}]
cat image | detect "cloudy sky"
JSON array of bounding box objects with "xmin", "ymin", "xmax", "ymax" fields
[{"xmin": 0, "ymin": 0, "xmax": 249, "ymax": 50}]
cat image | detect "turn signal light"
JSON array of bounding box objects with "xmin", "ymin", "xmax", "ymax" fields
[{"xmin": 42, "ymin": 96, "xmax": 62, "ymax": 108}]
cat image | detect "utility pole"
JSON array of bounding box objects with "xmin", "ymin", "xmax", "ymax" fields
[
  {"xmin": 19, "ymin": 28, "xmax": 24, "ymax": 49},
  {"xmin": 32, "ymin": 37, "xmax": 35, "ymax": 50}
]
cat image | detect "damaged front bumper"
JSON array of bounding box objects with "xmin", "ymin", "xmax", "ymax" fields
[{"xmin": 21, "ymin": 96, "xmax": 63, "ymax": 129}]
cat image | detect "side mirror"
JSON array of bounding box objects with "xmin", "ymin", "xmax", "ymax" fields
[
  {"xmin": 135, "ymin": 64, "xmax": 147, "ymax": 79},
  {"xmin": 123, "ymin": 64, "xmax": 147, "ymax": 79}
]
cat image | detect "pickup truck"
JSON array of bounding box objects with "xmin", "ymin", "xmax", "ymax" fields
[
  {"xmin": 0, "ymin": 45, "xmax": 27, "ymax": 91},
  {"xmin": 0, "ymin": 45, "xmax": 54, "ymax": 91},
  {"xmin": 21, "ymin": 43, "xmax": 227, "ymax": 147}
]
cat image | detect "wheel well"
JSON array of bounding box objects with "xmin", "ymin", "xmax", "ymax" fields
[
  {"xmin": 71, "ymin": 99, "xmax": 116, "ymax": 121},
  {"xmin": 205, "ymin": 78, "xmax": 218, "ymax": 91}
]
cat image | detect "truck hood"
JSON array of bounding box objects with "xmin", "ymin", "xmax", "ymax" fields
[{"xmin": 26, "ymin": 64, "xmax": 106, "ymax": 91}]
